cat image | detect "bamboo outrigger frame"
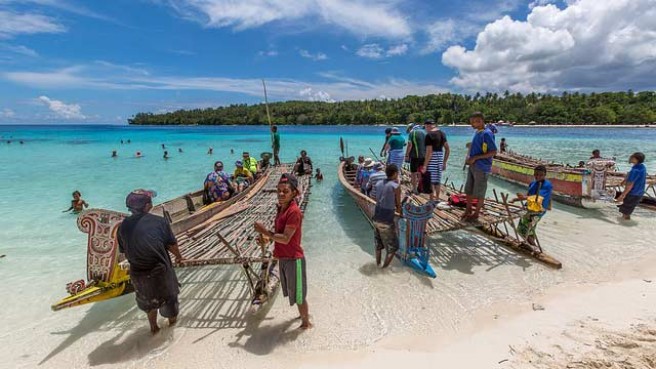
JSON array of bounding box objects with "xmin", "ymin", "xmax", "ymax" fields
[
  {"xmin": 52, "ymin": 164, "xmax": 312, "ymax": 311},
  {"xmin": 338, "ymin": 159, "xmax": 562, "ymax": 272}
]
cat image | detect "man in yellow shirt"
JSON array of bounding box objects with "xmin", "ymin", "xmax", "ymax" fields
[
  {"xmin": 242, "ymin": 152, "xmax": 259, "ymax": 175},
  {"xmin": 233, "ymin": 160, "xmax": 254, "ymax": 193}
]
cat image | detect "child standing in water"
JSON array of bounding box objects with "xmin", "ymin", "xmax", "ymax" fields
[{"xmin": 63, "ymin": 191, "xmax": 89, "ymax": 213}]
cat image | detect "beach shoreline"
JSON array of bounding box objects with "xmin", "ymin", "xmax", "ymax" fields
[{"xmin": 298, "ymin": 257, "xmax": 656, "ymax": 369}]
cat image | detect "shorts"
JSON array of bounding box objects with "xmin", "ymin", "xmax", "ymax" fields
[
  {"xmin": 131, "ymin": 265, "xmax": 180, "ymax": 317},
  {"xmin": 279, "ymin": 258, "xmax": 307, "ymax": 306},
  {"xmin": 409, "ymin": 157, "xmax": 425, "ymax": 173},
  {"xmin": 618, "ymin": 194, "xmax": 642, "ymax": 215},
  {"xmin": 517, "ymin": 212, "xmax": 544, "ymax": 238},
  {"xmin": 465, "ymin": 165, "xmax": 489, "ymax": 199},
  {"xmin": 427, "ymin": 151, "xmax": 444, "ymax": 185},
  {"xmin": 374, "ymin": 221, "xmax": 399, "ymax": 254}
]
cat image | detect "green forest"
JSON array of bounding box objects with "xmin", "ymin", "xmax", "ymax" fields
[{"xmin": 129, "ymin": 91, "xmax": 656, "ymax": 126}]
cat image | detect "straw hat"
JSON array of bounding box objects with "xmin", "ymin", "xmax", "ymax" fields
[{"xmin": 363, "ymin": 158, "xmax": 375, "ymax": 168}]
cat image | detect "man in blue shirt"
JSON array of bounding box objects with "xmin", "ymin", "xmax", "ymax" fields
[
  {"xmin": 512, "ymin": 165, "xmax": 553, "ymax": 247},
  {"xmin": 616, "ymin": 152, "xmax": 647, "ymax": 220},
  {"xmin": 463, "ymin": 112, "xmax": 497, "ymax": 220}
]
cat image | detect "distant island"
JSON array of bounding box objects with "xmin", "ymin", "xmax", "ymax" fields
[{"xmin": 128, "ymin": 91, "xmax": 656, "ymax": 126}]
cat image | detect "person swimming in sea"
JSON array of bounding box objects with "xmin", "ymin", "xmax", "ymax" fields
[
  {"xmin": 63, "ymin": 191, "xmax": 89, "ymax": 213},
  {"xmin": 161, "ymin": 144, "xmax": 166, "ymax": 150},
  {"xmin": 208, "ymin": 147, "xmax": 214, "ymax": 155},
  {"xmin": 178, "ymin": 148, "xmax": 183, "ymax": 153},
  {"xmin": 163, "ymin": 151, "xmax": 169, "ymax": 159},
  {"xmin": 135, "ymin": 151, "xmax": 143, "ymax": 158},
  {"xmin": 315, "ymin": 168, "xmax": 324, "ymax": 181},
  {"xmin": 112, "ymin": 150, "xmax": 117, "ymax": 158}
]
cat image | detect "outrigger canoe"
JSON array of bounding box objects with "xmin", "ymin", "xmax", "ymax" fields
[
  {"xmin": 492, "ymin": 151, "xmax": 656, "ymax": 209},
  {"xmin": 52, "ymin": 168, "xmax": 272, "ymax": 311}
]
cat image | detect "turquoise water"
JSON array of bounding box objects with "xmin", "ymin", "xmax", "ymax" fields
[{"xmin": 2, "ymin": 124, "xmax": 656, "ymax": 368}]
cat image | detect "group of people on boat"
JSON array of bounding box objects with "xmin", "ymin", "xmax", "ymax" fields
[{"xmin": 202, "ymin": 151, "xmax": 272, "ymax": 203}]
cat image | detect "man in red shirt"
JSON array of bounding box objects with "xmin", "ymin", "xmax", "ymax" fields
[{"xmin": 254, "ymin": 173, "xmax": 312, "ymax": 329}]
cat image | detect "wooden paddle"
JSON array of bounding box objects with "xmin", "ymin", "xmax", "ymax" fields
[{"xmin": 340, "ymin": 137, "xmax": 345, "ymax": 157}]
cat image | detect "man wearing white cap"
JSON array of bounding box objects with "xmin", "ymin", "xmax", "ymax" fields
[{"xmin": 117, "ymin": 189, "xmax": 184, "ymax": 335}]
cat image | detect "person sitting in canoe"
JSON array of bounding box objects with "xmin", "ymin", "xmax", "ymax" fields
[
  {"xmin": 357, "ymin": 158, "xmax": 375, "ymax": 194},
  {"xmin": 259, "ymin": 153, "xmax": 272, "ymax": 171},
  {"xmin": 232, "ymin": 160, "xmax": 254, "ymax": 193},
  {"xmin": 204, "ymin": 161, "xmax": 232, "ymax": 203},
  {"xmin": 511, "ymin": 165, "xmax": 552, "ymax": 247},
  {"xmin": 242, "ymin": 151, "xmax": 259, "ymax": 176},
  {"xmin": 616, "ymin": 152, "xmax": 647, "ymax": 220},
  {"xmin": 117, "ymin": 189, "xmax": 184, "ymax": 335},
  {"xmin": 366, "ymin": 162, "xmax": 386, "ymax": 200},
  {"xmin": 63, "ymin": 191, "xmax": 89, "ymax": 214},
  {"xmin": 373, "ymin": 164, "xmax": 402, "ymax": 268},
  {"xmin": 294, "ymin": 150, "xmax": 313, "ymax": 176}
]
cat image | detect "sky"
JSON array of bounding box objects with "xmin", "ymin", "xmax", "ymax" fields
[{"xmin": 0, "ymin": 0, "xmax": 654, "ymax": 124}]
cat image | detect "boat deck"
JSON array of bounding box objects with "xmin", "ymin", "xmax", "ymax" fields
[{"xmin": 174, "ymin": 164, "xmax": 312, "ymax": 267}]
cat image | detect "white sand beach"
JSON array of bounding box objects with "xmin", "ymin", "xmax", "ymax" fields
[{"xmin": 10, "ymin": 200, "xmax": 654, "ymax": 369}]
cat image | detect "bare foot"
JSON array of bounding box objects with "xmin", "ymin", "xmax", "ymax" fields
[
  {"xmin": 151, "ymin": 325, "xmax": 161, "ymax": 335},
  {"xmin": 299, "ymin": 322, "xmax": 314, "ymax": 330},
  {"xmin": 168, "ymin": 316, "xmax": 177, "ymax": 326}
]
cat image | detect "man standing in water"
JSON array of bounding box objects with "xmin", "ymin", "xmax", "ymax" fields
[
  {"xmin": 117, "ymin": 189, "xmax": 184, "ymax": 335},
  {"xmin": 463, "ymin": 112, "xmax": 497, "ymax": 221},
  {"xmin": 254, "ymin": 174, "xmax": 312, "ymax": 329},
  {"xmin": 272, "ymin": 125, "xmax": 281, "ymax": 166}
]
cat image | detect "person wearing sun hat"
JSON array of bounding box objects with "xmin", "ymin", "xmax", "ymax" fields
[
  {"xmin": 117, "ymin": 189, "xmax": 184, "ymax": 335},
  {"xmin": 357, "ymin": 158, "xmax": 376, "ymax": 194},
  {"xmin": 384, "ymin": 127, "xmax": 406, "ymax": 171},
  {"xmin": 254, "ymin": 173, "xmax": 312, "ymax": 329}
]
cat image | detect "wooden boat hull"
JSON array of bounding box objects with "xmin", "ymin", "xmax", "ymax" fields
[{"xmin": 491, "ymin": 158, "xmax": 584, "ymax": 207}]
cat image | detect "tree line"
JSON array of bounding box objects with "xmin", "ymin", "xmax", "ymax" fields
[{"xmin": 128, "ymin": 91, "xmax": 656, "ymax": 126}]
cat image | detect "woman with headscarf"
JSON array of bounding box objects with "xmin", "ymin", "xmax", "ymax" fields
[{"xmin": 117, "ymin": 189, "xmax": 184, "ymax": 335}]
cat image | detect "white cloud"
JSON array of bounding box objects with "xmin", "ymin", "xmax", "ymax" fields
[
  {"xmin": 529, "ymin": 0, "xmax": 558, "ymax": 9},
  {"xmin": 386, "ymin": 43, "xmax": 408, "ymax": 56},
  {"xmin": 356, "ymin": 44, "xmax": 384, "ymax": 59},
  {"xmin": 442, "ymin": 0, "xmax": 656, "ymax": 92},
  {"xmin": 0, "ymin": 10, "xmax": 66, "ymax": 38},
  {"xmin": 258, "ymin": 50, "xmax": 279, "ymax": 57},
  {"xmin": 3, "ymin": 63, "xmax": 448, "ymax": 102},
  {"xmin": 0, "ymin": 43, "xmax": 38, "ymax": 57},
  {"xmin": 37, "ymin": 96, "xmax": 86, "ymax": 119},
  {"xmin": 300, "ymin": 87, "xmax": 334, "ymax": 102},
  {"xmin": 299, "ymin": 49, "xmax": 327, "ymax": 61},
  {"xmin": 356, "ymin": 43, "xmax": 408, "ymax": 59},
  {"xmin": 164, "ymin": 0, "xmax": 412, "ymax": 39},
  {"xmin": 1, "ymin": 108, "xmax": 15, "ymax": 118}
]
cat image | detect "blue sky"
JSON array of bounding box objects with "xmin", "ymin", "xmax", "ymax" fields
[{"xmin": 0, "ymin": 0, "xmax": 654, "ymax": 124}]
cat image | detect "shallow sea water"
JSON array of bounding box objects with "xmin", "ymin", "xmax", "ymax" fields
[{"xmin": 1, "ymin": 125, "xmax": 656, "ymax": 369}]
